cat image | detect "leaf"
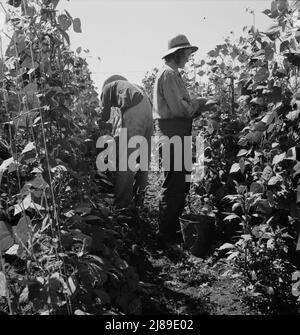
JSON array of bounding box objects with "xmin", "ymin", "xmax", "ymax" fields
[
  {"xmin": 251, "ymin": 97, "xmax": 265, "ymax": 106},
  {"xmin": 254, "ymin": 67, "xmax": 269, "ymax": 83},
  {"xmin": 241, "ymin": 234, "xmax": 252, "ymax": 241},
  {"xmin": 23, "ymin": 4, "xmax": 36, "ymax": 17},
  {"xmin": 208, "ymin": 49, "xmax": 219, "ymax": 58},
  {"xmin": 83, "ymin": 215, "xmax": 102, "ymax": 223},
  {"xmin": 267, "ymin": 123, "xmax": 275, "ymax": 133},
  {"xmin": 292, "ymin": 271, "xmax": 300, "ymax": 282},
  {"xmin": 264, "ymin": 23, "xmax": 281, "ymax": 36},
  {"xmin": 252, "ymin": 131, "xmax": 263, "ymax": 143},
  {"xmin": 51, "ymin": 0, "xmax": 59, "ymax": 8},
  {"xmin": 286, "ymin": 110, "xmax": 300, "ymax": 121},
  {"xmin": 0, "ymin": 221, "xmax": 14, "ymax": 252},
  {"xmin": 223, "ymin": 195, "xmax": 242, "ymax": 201},
  {"xmin": 64, "ymin": 9, "xmax": 73, "ymax": 20},
  {"xmin": 292, "ymin": 281, "xmax": 300, "ymax": 297},
  {"xmin": 65, "ymin": 276, "xmax": 77, "ymax": 296},
  {"xmin": 49, "ymin": 273, "xmax": 65, "ymax": 305},
  {"xmin": 262, "ymin": 9, "xmax": 272, "ymax": 17},
  {"xmin": 238, "ymin": 53, "xmax": 248, "ymax": 63},
  {"xmin": 0, "ymin": 157, "xmax": 14, "ymax": 173},
  {"xmin": 14, "ymin": 194, "xmax": 32, "ymax": 216},
  {"xmin": 268, "ymin": 175, "xmax": 282, "ymax": 185},
  {"xmin": 219, "ymin": 243, "xmax": 235, "ymax": 250},
  {"xmin": 74, "ymin": 309, "xmax": 91, "ymax": 315},
  {"xmin": 280, "ymin": 40, "xmax": 290, "ymax": 53},
  {"xmin": 297, "ymin": 185, "xmax": 300, "ymax": 204},
  {"xmin": 114, "ymin": 257, "xmax": 128, "ymax": 270},
  {"xmin": 27, "ymin": 279, "xmax": 48, "ymax": 311},
  {"xmin": 8, "ymin": 161, "xmax": 19, "ymax": 174},
  {"xmin": 31, "ymin": 167, "xmax": 43, "ymax": 174},
  {"xmin": 294, "ymin": 92, "xmax": 300, "ymax": 101},
  {"xmin": 73, "ymin": 18, "xmax": 82, "ymax": 33},
  {"xmin": 5, "ymin": 244, "xmax": 22, "ymax": 257},
  {"xmin": 21, "ymin": 142, "xmax": 35, "ymax": 155},
  {"xmin": 272, "ymin": 153, "xmax": 286, "ymax": 165},
  {"xmin": 286, "ymin": 146, "xmax": 296, "ymax": 160},
  {"xmin": 294, "ymin": 162, "xmax": 300, "ymax": 177},
  {"xmin": 251, "ymin": 270, "xmax": 257, "ymax": 281},
  {"xmin": 239, "ymin": 158, "xmax": 245, "ymax": 174},
  {"xmin": 21, "ymin": 57, "xmax": 38, "ymax": 70},
  {"xmin": 237, "ymin": 185, "xmax": 247, "ymax": 194},
  {"xmin": 57, "ymin": 14, "xmax": 72, "ymax": 31},
  {"xmin": 237, "ymin": 149, "xmax": 248, "ymax": 157},
  {"xmin": 13, "ymin": 215, "xmax": 31, "ymax": 245},
  {"xmin": 27, "ymin": 175, "xmax": 48, "ymax": 189},
  {"xmin": 256, "ymin": 199, "xmax": 272, "ymax": 214},
  {"xmin": 232, "ymin": 202, "xmax": 241, "ymax": 211},
  {"xmin": 224, "ymin": 214, "xmax": 240, "ymax": 221},
  {"xmin": 297, "ymin": 235, "xmax": 300, "ymax": 252},
  {"xmin": 230, "ymin": 163, "xmax": 240, "ymax": 174},
  {"xmin": 87, "ymin": 255, "xmax": 106, "ymax": 267},
  {"xmin": 262, "ymin": 165, "xmax": 273, "ymax": 181},
  {"xmin": 250, "ymin": 182, "xmax": 264, "ymax": 194},
  {"xmin": 261, "ymin": 111, "xmax": 276, "ymax": 125},
  {"xmin": 227, "ymin": 251, "xmax": 239, "ymax": 261},
  {"xmin": 51, "ymin": 165, "xmax": 67, "ymax": 173},
  {"xmin": 237, "ymin": 137, "xmax": 248, "ymax": 146},
  {"xmin": 265, "ymin": 46, "xmax": 274, "ymax": 61},
  {"xmin": 76, "ymin": 46, "xmax": 82, "ymax": 54},
  {"xmin": 0, "ymin": 271, "xmax": 7, "ymax": 297},
  {"xmin": 266, "ymin": 190, "xmax": 275, "ymax": 207},
  {"xmin": 41, "ymin": 215, "xmax": 51, "ymax": 233},
  {"xmin": 76, "ymin": 203, "xmax": 91, "ymax": 215},
  {"xmin": 23, "ymin": 82, "xmax": 38, "ymax": 94},
  {"xmin": 30, "ymin": 202, "xmax": 45, "ymax": 212},
  {"xmin": 277, "ymin": 0, "xmax": 288, "ymax": 12},
  {"xmin": 58, "ymin": 27, "xmax": 70, "ymax": 45}
]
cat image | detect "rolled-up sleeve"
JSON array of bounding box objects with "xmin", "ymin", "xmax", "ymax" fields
[{"xmin": 161, "ymin": 70, "xmax": 193, "ymax": 118}]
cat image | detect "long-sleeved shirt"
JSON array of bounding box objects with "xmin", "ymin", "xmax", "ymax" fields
[
  {"xmin": 100, "ymin": 80, "xmax": 144, "ymax": 122},
  {"xmin": 152, "ymin": 64, "xmax": 194, "ymax": 120}
]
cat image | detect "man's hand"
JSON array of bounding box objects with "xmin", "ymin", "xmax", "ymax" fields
[{"xmin": 192, "ymin": 97, "xmax": 218, "ymax": 118}]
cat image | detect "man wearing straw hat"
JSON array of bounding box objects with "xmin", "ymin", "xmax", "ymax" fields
[
  {"xmin": 99, "ymin": 75, "xmax": 153, "ymax": 210},
  {"xmin": 153, "ymin": 34, "xmax": 214, "ymax": 251}
]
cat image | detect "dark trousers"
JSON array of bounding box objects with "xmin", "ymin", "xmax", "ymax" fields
[{"xmin": 155, "ymin": 118, "xmax": 192, "ymax": 242}]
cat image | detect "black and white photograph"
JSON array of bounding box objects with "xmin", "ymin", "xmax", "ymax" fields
[{"xmin": 0, "ymin": 0, "xmax": 300, "ymax": 322}]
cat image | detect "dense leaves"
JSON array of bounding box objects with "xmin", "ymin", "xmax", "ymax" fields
[
  {"xmin": 142, "ymin": 0, "xmax": 300, "ymax": 314},
  {"xmin": 0, "ymin": 0, "xmax": 141, "ymax": 315}
]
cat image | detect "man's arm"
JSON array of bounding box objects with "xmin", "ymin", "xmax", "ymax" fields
[
  {"xmin": 99, "ymin": 85, "xmax": 113, "ymax": 122},
  {"xmin": 189, "ymin": 97, "xmax": 218, "ymax": 118}
]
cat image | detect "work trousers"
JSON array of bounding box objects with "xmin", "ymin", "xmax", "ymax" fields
[
  {"xmin": 114, "ymin": 96, "xmax": 153, "ymax": 209},
  {"xmin": 155, "ymin": 118, "xmax": 192, "ymax": 242}
]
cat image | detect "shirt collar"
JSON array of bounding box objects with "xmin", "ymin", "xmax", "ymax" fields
[{"xmin": 164, "ymin": 63, "xmax": 180, "ymax": 75}]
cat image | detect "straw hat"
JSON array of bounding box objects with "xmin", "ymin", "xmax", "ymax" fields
[
  {"xmin": 162, "ymin": 34, "xmax": 198, "ymax": 59},
  {"xmin": 102, "ymin": 75, "xmax": 128, "ymax": 90}
]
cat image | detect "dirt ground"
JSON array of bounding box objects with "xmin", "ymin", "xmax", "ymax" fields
[{"xmin": 121, "ymin": 172, "xmax": 256, "ymax": 316}]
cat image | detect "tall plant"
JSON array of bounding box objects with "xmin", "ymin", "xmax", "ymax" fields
[{"xmin": 0, "ymin": 0, "xmax": 141, "ymax": 315}]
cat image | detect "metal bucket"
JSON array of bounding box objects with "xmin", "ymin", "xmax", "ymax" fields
[{"xmin": 179, "ymin": 214, "xmax": 214, "ymax": 257}]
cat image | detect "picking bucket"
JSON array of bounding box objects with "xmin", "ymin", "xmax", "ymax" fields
[{"xmin": 179, "ymin": 214, "xmax": 214, "ymax": 257}]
